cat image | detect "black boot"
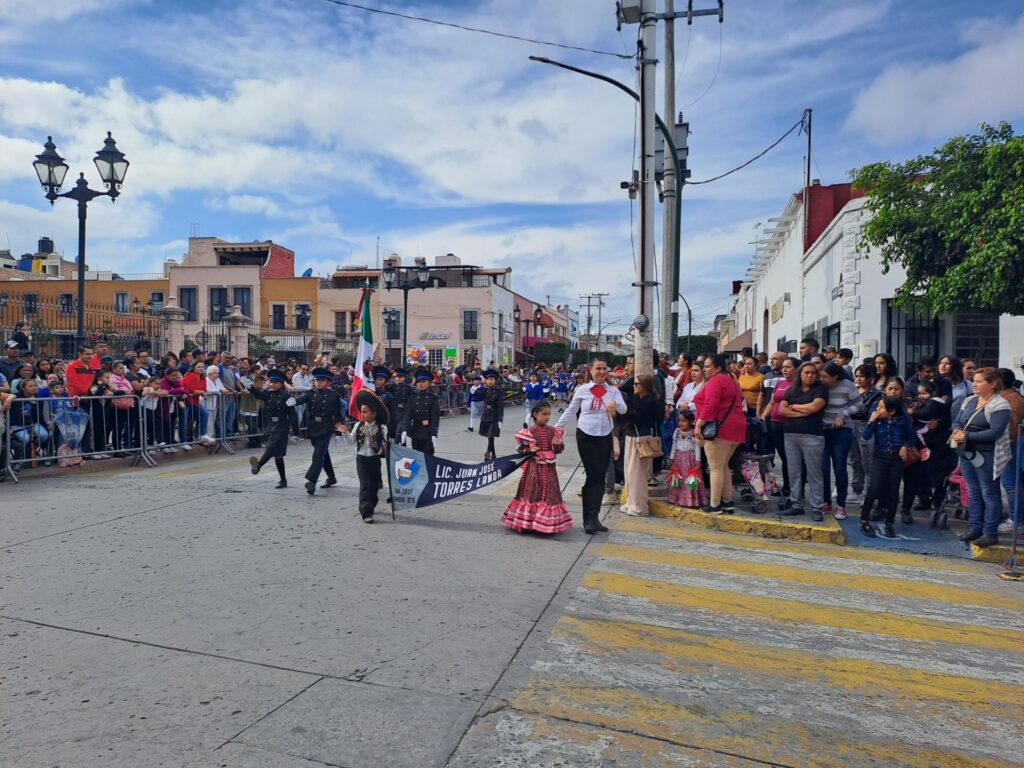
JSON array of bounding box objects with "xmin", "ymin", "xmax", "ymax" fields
[
  {"xmin": 583, "ymin": 511, "xmax": 597, "ymax": 535},
  {"xmin": 321, "ymin": 477, "xmax": 338, "ymax": 488},
  {"xmin": 305, "ymin": 480, "xmax": 316, "ymax": 495},
  {"xmin": 973, "ymin": 533, "xmax": 999, "ymax": 548},
  {"xmin": 250, "ymin": 456, "xmax": 260, "ymax": 475},
  {"xmin": 593, "ymin": 514, "xmax": 609, "ymax": 533}
]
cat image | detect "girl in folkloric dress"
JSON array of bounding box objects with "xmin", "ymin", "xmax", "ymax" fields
[
  {"xmin": 666, "ymin": 409, "xmax": 707, "ymax": 508},
  {"xmin": 501, "ymin": 402, "xmax": 573, "ymax": 534}
]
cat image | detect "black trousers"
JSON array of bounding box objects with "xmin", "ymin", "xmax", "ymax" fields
[
  {"xmin": 305, "ymin": 434, "xmax": 336, "ymax": 483},
  {"xmin": 860, "ymin": 451, "xmax": 904, "ymax": 526},
  {"xmin": 356, "ymin": 454, "xmax": 383, "ymax": 518},
  {"xmin": 768, "ymin": 420, "xmax": 789, "ymax": 494},
  {"xmin": 411, "ymin": 436, "xmax": 434, "ymax": 455},
  {"xmin": 577, "ymin": 430, "xmax": 613, "ymax": 517}
]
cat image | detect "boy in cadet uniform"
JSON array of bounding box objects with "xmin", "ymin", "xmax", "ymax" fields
[
  {"xmin": 387, "ymin": 367, "xmax": 413, "ymax": 443},
  {"xmin": 467, "ymin": 373, "xmax": 485, "ymax": 432},
  {"xmin": 399, "ymin": 368, "xmax": 440, "ymax": 455},
  {"xmin": 291, "ymin": 367, "xmax": 344, "ymax": 496},
  {"xmin": 247, "ymin": 368, "xmax": 294, "ymax": 488},
  {"xmin": 479, "ymin": 369, "xmax": 505, "ymax": 460}
]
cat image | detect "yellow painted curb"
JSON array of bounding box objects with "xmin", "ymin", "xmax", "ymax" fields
[
  {"xmin": 970, "ymin": 542, "xmax": 1018, "ymax": 564},
  {"xmin": 645, "ymin": 496, "xmax": 846, "ymax": 546}
]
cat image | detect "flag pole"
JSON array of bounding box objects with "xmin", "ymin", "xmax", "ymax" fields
[{"xmin": 386, "ymin": 442, "xmax": 396, "ymax": 520}]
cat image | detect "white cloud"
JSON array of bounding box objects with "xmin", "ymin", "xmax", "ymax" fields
[{"xmin": 845, "ymin": 14, "xmax": 1024, "ymax": 143}]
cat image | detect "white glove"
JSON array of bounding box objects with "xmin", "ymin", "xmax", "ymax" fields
[
  {"xmin": 431, "ymin": 436, "xmax": 437, "ymax": 448},
  {"xmin": 401, "ymin": 432, "xmax": 408, "ymax": 445},
  {"xmin": 498, "ymin": 422, "xmax": 503, "ymax": 429},
  {"xmin": 285, "ymin": 397, "xmax": 297, "ymax": 406}
]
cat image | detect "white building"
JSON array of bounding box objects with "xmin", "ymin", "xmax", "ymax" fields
[{"xmin": 720, "ymin": 181, "xmax": 1024, "ymax": 375}]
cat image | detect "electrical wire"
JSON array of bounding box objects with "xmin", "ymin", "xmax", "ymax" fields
[
  {"xmin": 318, "ymin": 0, "xmax": 633, "ymax": 59},
  {"xmin": 681, "ymin": 24, "xmax": 723, "ymax": 110},
  {"xmin": 685, "ymin": 117, "xmax": 804, "ymax": 186}
]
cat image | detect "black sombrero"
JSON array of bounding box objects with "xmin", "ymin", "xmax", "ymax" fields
[{"xmin": 353, "ymin": 388, "xmax": 390, "ymax": 425}]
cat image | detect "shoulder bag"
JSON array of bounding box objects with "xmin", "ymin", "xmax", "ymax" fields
[
  {"xmin": 632, "ymin": 425, "xmax": 663, "ymax": 459},
  {"xmin": 700, "ymin": 386, "xmax": 738, "ymax": 441}
]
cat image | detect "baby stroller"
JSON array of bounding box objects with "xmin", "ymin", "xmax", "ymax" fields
[
  {"xmin": 734, "ymin": 418, "xmax": 778, "ymax": 515},
  {"xmin": 932, "ymin": 466, "xmax": 968, "ymax": 530}
]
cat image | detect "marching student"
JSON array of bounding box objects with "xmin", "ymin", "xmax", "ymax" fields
[
  {"xmin": 399, "ymin": 368, "xmax": 440, "ymax": 455},
  {"xmin": 247, "ymin": 369, "xmax": 295, "ymax": 488},
  {"xmin": 291, "ymin": 367, "xmax": 344, "ymax": 495},
  {"xmin": 387, "ymin": 367, "xmax": 413, "ymax": 443},
  {"xmin": 479, "ymin": 369, "xmax": 505, "ymax": 460},
  {"xmin": 467, "ymin": 373, "xmax": 485, "ymax": 432},
  {"xmin": 335, "ymin": 389, "xmax": 390, "ymax": 524},
  {"xmin": 522, "ymin": 371, "xmax": 544, "ymax": 428}
]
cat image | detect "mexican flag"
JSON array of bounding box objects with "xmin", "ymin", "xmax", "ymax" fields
[{"xmin": 349, "ymin": 286, "xmax": 374, "ymax": 419}]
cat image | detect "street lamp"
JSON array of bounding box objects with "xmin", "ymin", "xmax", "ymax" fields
[
  {"xmin": 380, "ymin": 265, "xmax": 431, "ymax": 367},
  {"xmin": 33, "ymin": 132, "xmax": 129, "ymax": 347},
  {"xmin": 295, "ymin": 304, "xmax": 311, "ymax": 362},
  {"xmin": 382, "ymin": 307, "xmax": 400, "ymax": 365}
]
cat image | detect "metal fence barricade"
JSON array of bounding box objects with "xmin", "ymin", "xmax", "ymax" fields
[
  {"xmin": 3, "ymin": 394, "xmax": 152, "ymax": 481},
  {"xmin": 142, "ymin": 392, "xmax": 224, "ymax": 462},
  {"xmin": 215, "ymin": 390, "xmax": 274, "ymax": 453},
  {"xmin": 432, "ymin": 382, "xmax": 468, "ymax": 416}
]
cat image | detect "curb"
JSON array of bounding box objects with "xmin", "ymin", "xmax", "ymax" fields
[
  {"xmin": 970, "ymin": 541, "xmax": 1021, "ymax": 565},
  {"xmin": 645, "ymin": 497, "xmax": 846, "ymax": 545}
]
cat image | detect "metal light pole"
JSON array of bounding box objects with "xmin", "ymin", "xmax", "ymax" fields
[
  {"xmin": 381, "ymin": 263, "xmax": 430, "ymax": 367},
  {"xmin": 33, "ymin": 133, "xmax": 129, "ymax": 347},
  {"xmin": 382, "ymin": 307, "xmax": 399, "ymax": 365}
]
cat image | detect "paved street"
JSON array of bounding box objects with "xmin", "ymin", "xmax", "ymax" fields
[{"xmin": 4, "ymin": 416, "xmax": 1024, "ymax": 767}]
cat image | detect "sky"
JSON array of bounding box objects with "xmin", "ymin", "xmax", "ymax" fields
[{"xmin": 1, "ymin": 0, "xmax": 1022, "ymax": 335}]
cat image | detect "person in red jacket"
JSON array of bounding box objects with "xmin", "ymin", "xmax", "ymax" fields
[
  {"xmin": 65, "ymin": 345, "xmax": 96, "ymax": 398},
  {"xmin": 181, "ymin": 361, "xmax": 212, "ymax": 445},
  {"xmin": 694, "ymin": 354, "xmax": 747, "ymax": 514}
]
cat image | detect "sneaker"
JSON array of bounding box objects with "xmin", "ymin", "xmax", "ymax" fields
[
  {"xmin": 881, "ymin": 525, "xmax": 897, "ymax": 539},
  {"xmin": 998, "ymin": 519, "xmax": 1016, "ymax": 534},
  {"xmin": 901, "ymin": 510, "xmax": 914, "ymax": 525},
  {"xmin": 720, "ymin": 500, "xmax": 735, "ymax": 513},
  {"xmin": 846, "ymin": 493, "xmax": 863, "ymax": 504},
  {"xmin": 157, "ymin": 442, "xmax": 167, "ymax": 447},
  {"xmin": 92, "ymin": 453, "xmax": 111, "ymax": 460},
  {"xmin": 860, "ymin": 521, "xmax": 877, "ymax": 537},
  {"xmin": 182, "ymin": 444, "xmax": 192, "ymax": 451},
  {"xmin": 624, "ymin": 508, "xmax": 650, "ymax": 517},
  {"xmin": 698, "ymin": 503, "xmax": 722, "ymax": 514},
  {"xmin": 811, "ymin": 511, "xmax": 824, "ymax": 523},
  {"xmin": 823, "ymin": 503, "xmax": 832, "ymax": 514},
  {"xmin": 466, "ymin": 427, "xmax": 473, "ymax": 432},
  {"xmin": 604, "ymin": 492, "xmax": 618, "ymax": 504},
  {"xmin": 833, "ymin": 506, "xmax": 848, "ymax": 520}
]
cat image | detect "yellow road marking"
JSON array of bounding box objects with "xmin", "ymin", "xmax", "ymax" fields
[
  {"xmin": 597, "ymin": 543, "xmax": 1024, "ymax": 612},
  {"xmin": 512, "ymin": 677, "xmax": 1021, "ymax": 768},
  {"xmin": 613, "ymin": 515, "xmax": 987, "ymax": 573},
  {"xmin": 554, "ymin": 615, "xmax": 1024, "ymax": 720},
  {"xmin": 581, "ymin": 571, "xmax": 1024, "ymax": 654}
]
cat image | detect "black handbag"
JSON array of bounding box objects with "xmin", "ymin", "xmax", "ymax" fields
[{"xmin": 700, "ymin": 389, "xmax": 738, "ymax": 441}]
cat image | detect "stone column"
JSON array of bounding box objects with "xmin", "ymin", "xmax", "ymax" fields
[
  {"xmin": 224, "ymin": 305, "xmax": 251, "ymax": 358},
  {"xmin": 160, "ymin": 296, "xmax": 188, "ymax": 357}
]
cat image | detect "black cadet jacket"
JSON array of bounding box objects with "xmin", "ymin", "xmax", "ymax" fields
[
  {"xmin": 293, "ymin": 388, "xmax": 344, "ymax": 438},
  {"xmin": 400, "ymin": 389, "xmax": 440, "ymax": 439},
  {"xmin": 251, "ymin": 388, "xmax": 293, "ymax": 432}
]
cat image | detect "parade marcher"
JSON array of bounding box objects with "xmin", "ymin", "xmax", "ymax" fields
[
  {"xmin": 399, "ymin": 368, "xmax": 440, "ymax": 455},
  {"xmin": 500, "ymin": 401, "xmax": 572, "ymax": 534},
  {"xmin": 335, "ymin": 389, "xmax": 390, "ymax": 524},
  {"xmin": 387, "ymin": 367, "xmax": 413, "ymax": 443},
  {"xmin": 523, "ymin": 371, "xmax": 544, "ymax": 428},
  {"xmin": 479, "ymin": 369, "xmax": 505, "ymax": 460},
  {"xmin": 555, "ymin": 358, "xmax": 627, "ymax": 534},
  {"xmin": 467, "ymin": 374, "xmax": 485, "ymax": 432},
  {"xmin": 292, "ymin": 367, "xmax": 344, "ymax": 495},
  {"xmin": 247, "ymin": 369, "xmax": 294, "ymax": 488}
]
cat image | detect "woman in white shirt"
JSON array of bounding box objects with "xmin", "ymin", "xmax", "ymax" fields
[
  {"xmin": 554, "ymin": 358, "xmax": 627, "ymax": 534},
  {"xmin": 678, "ymin": 363, "xmax": 705, "ymax": 413},
  {"xmin": 203, "ymin": 366, "xmax": 226, "ymax": 443}
]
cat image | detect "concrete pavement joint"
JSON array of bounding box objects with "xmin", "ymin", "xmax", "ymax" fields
[{"xmin": 216, "ymin": 675, "xmax": 326, "ymax": 751}]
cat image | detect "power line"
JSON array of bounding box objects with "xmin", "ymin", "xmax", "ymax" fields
[
  {"xmin": 682, "ymin": 24, "xmax": 723, "ymax": 110},
  {"xmin": 318, "ymin": 0, "xmax": 634, "ymax": 59},
  {"xmin": 685, "ymin": 116, "xmax": 804, "ymax": 186}
]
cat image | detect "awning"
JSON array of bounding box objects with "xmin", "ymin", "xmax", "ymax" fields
[{"xmin": 722, "ymin": 329, "xmax": 753, "ymax": 353}]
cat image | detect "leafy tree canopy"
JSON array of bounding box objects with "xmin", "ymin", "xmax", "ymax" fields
[
  {"xmin": 677, "ymin": 334, "xmax": 719, "ymax": 357},
  {"xmin": 533, "ymin": 341, "xmax": 569, "ymax": 364},
  {"xmin": 851, "ymin": 122, "xmax": 1024, "ymax": 314}
]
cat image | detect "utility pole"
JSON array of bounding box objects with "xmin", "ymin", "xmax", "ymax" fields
[
  {"xmin": 634, "ymin": 0, "xmax": 658, "ymax": 378},
  {"xmin": 659, "ymin": 0, "xmax": 676, "ymax": 357},
  {"xmin": 595, "ymin": 293, "xmax": 607, "ymax": 355},
  {"xmin": 579, "ymin": 295, "xmax": 593, "ymax": 354},
  {"xmin": 802, "ymin": 107, "xmax": 812, "ymax": 251}
]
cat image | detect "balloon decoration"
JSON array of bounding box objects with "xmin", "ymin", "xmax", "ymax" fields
[{"xmin": 406, "ymin": 346, "xmax": 428, "ymax": 366}]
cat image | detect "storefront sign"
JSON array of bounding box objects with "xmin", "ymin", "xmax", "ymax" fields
[
  {"xmin": 419, "ymin": 331, "xmax": 451, "ymax": 340},
  {"xmin": 770, "ymin": 298, "xmax": 786, "ymax": 324}
]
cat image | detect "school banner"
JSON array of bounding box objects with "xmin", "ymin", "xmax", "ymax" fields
[{"xmin": 389, "ymin": 443, "xmax": 528, "ymax": 512}]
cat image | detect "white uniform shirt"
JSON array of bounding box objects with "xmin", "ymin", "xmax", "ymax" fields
[
  {"xmin": 554, "ymin": 381, "xmax": 627, "ymax": 436},
  {"xmin": 291, "ymin": 372, "xmax": 313, "ymax": 392}
]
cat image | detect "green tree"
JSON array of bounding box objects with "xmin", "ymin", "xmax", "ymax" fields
[
  {"xmin": 534, "ymin": 341, "xmax": 569, "ymax": 364},
  {"xmin": 676, "ymin": 334, "xmax": 718, "ymax": 357},
  {"xmin": 851, "ymin": 122, "xmax": 1024, "ymax": 314}
]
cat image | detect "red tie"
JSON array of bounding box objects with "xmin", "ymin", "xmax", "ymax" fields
[{"xmin": 590, "ymin": 385, "xmax": 607, "ymax": 411}]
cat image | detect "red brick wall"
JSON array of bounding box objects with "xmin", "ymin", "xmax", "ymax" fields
[
  {"xmin": 802, "ymin": 183, "xmax": 866, "ymax": 252},
  {"xmin": 260, "ymin": 244, "xmax": 295, "ymax": 279}
]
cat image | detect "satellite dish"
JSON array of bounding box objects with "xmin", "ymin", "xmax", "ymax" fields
[{"xmin": 301, "ymin": 267, "xmax": 313, "ymax": 277}]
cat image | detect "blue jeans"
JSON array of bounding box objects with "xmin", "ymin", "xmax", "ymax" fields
[
  {"xmin": 184, "ymin": 404, "xmax": 208, "ymax": 441},
  {"xmin": 959, "ymin": 451, "xmax": 1002, "ymax": 536},
  {"xmin": 822, "ymin": 426, "xmax": 854, "ymax": 507},
  {"xmin": 218, "ymin": 397, "xmax": 237, "ymax": 438},
  {"xmin": 12, "ymin": 423, "xmax": 51, "ymax": 457}
]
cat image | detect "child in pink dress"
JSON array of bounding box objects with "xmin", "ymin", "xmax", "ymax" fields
[
  {"xmin": 666, "ymin": 409, "xmax": 707, "ymax": 508},
  {"xmin": 501, "ymin": 402, "xmax": 573, "ymax": 534}
]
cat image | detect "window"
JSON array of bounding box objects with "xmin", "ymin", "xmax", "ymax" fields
[
  {"xmin": 149, "ymin": 291, "xmax": 164, "ymax": 310},
  {"xmin": 497, "ymin": 312, "xmax": 505, "ymax": 343},
  {"xmin": 955, "ymin": 313, "xmax": 1000, "ymax": 368},
  {"xmin": 232, "ymin": 287, "xmax": 252, "ymax": 319},
  {"xmin": 24, "ymin": 293, "xmax": 38, "ymax": 315},
  {"xmin": 209, "ymin": 287, "xmax": 228, "ymax": 320},
  {"xmin": 179, "ymin": 287, "xmax": 197, "ymax": 322},
  {"xmin": 295, "ymin": 303, "xmax": 311, "ymax": 330},
  {"xmin": 384, "ymin": 311, "xmax": 401, "ymax": 341},
  {"xmin": 428, "ymin": 348, "xmax": 445, "ymax": 368},
  {"xmin": 463, "ymin": 349, "xmax": 476, "ymax": 366},
  {"xmin": 462, "ymin": 309, "xmax": 479, "ymax": 341},
  {"xmin": 335, "ymin": 311, "xmax": 348, "ymax": 337},
  {"xmin": 271, "ymin": 304, "xmax": 286, "ymax": 330},
  {"xmin": 59, "ymin": 293, "xmax": 74, "ymax": 315},
  {"xmin": 114, "ymin": 292, "xmax": 128, "ymax": 314}
]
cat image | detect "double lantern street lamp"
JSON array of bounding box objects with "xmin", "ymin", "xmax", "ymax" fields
[
  {"xmin": 33, "ymin": 133, "xmax": 129, "ymax": 347},
  {"xmin": 513, "ymin": 304, "xmax": 545, "ymax": 360},
  {"xmin": 381, "ymin": 263, "xmax": 431, "ymax": 368},
  {"xmin": 382, "ymin": 307, "xmax": 400, "ymax": 365}
]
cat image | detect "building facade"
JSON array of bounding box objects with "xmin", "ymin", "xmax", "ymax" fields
[{"xmin": 720, "ymin": 181, "xmax": 1024, "ymax": 374}]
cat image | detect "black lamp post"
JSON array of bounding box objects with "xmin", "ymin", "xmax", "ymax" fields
[
  {"xmin": 382, "ymin": 307, "xmax": 400, "ymax": 365},
  {"xmin": 33, "ymin": 132, "xmax": 129, "ymax": 347},
  {"xmin": 295, "ymin": 304, "xmax": 311, "ymax": 361},
  {"xmin": 381, "ymin": 265, "xmax": 431, "ymax": 367}
]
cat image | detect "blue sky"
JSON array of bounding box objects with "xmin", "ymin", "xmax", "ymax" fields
[{"xmin": 1, "ymin": 0, "xmax": 1022, "ymax": 333}]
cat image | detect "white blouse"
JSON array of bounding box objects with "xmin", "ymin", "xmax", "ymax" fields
[{"xmin": 554, "ymin": 382, "xmax": 627, "ymax": 436}]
